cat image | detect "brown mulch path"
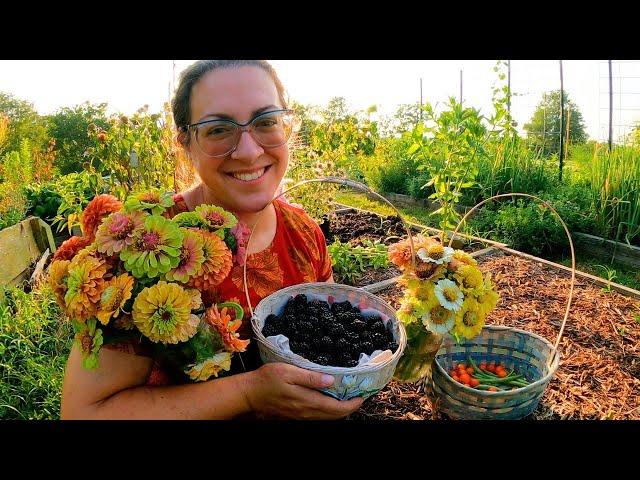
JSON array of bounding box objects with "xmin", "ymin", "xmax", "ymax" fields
[{"xmin": 350, "ymin": 252, "xmax": 640, "ymax": 420}]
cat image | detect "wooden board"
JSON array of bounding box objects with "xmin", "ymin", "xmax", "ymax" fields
[
  {"xmin": 0, "ymin": 216, "xmax": 57, "ymax": 288},
  {"xmin": 573, "ymin": 232, "xmax": 640, "ymax": 269}
]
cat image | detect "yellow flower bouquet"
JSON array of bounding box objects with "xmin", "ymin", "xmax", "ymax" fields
[
  {"xmin": 48, "ymin": 190, "xmax": 250, "ymax": 383},
  {"xmin": 388, "ymin": 234, "xmax": 500, "ymax": 382}
]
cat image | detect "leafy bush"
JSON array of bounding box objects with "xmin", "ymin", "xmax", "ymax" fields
[
  {"xmin": 24, "ymin": 183, "xmax": 63, "ymax": 223},
  {"xmin": 467, "ymin": 189, "xmax": 594, "ymax": 257},
  {"xmin": 362, "ymin": 136, "xmax": 419, "ymax": 195},
  {"xmin": 0, "ymin": 283, "xmax": 72, "ymax": 419}
]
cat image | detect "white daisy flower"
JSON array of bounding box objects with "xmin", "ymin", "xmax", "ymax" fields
[
  {"xmin": 434, "ymin": 278, "xmax": 464, "ymax": 312},
  {"xmin": 417, "ymin": 244, "xmax": 455, "ymax": 265},
  {"xmin": 422, "ymin": 303, "xmax": 456, "ymax": 334}
]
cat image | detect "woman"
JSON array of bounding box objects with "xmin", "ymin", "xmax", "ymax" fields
[{"xmin": 60, "ymin": 60, "xmax": 363, "ymax": 420}]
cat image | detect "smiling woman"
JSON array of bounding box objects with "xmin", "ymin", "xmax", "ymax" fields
[{"xmin": 59, "ymin": 60, "xmax": 364, "ymax": 420}]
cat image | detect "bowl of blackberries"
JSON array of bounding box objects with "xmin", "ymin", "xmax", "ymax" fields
[{"xmin": 251, "ymin": 283, "xmax": 407, "ymax": 400}]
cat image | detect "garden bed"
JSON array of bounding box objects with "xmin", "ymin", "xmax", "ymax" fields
[
  {"xmin": 349, "ymin": 251, "xmax": 640, "ymax": 420},
  {"xmin": 323, "ymin": 208, "xmax": 486, "ymax": 288}
]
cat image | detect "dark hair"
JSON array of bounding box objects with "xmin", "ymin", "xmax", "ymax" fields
[{"xmin": 171, "ymin": 60, "xmax": 288, "ymax": 146}]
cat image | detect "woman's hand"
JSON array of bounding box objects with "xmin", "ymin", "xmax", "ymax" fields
[{"xmin": 242, "ymin": 362, "xmax": 364, "ymax": 420}]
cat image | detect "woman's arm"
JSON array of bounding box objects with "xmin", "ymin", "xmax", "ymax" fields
[{"xmin": 61, "ymin": 344, "xmax": 362, "ymax": 420}]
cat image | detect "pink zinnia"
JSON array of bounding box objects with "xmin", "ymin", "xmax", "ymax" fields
[{"xmin": 95, "ymin": 211, "xmax": 145, "ymax": 255}]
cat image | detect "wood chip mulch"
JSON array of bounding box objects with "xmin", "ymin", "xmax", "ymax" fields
[{"xmin": 349, "ymin": 252, "xmax": 640, "ymax": 420}]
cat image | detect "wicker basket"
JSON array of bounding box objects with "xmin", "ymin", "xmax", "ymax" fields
[
  {"xmin": 251, "ymin": 282, "xmax": 407, "ymax": 400},
  {"xmin": 429, "ymin": 326, "xmax": 560, "ymax": 419},
  {"xmin": 426, "ymin": 193, "xmax": 576, "ymax": 420},
  {"xmin": 244, "ymin": 177, "xmax": 415, "ymax": 400}
]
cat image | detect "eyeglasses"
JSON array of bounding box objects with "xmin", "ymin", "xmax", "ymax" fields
[{"xmin": 182, "ymin": 109, "xmax": 299, "ymax": 158}]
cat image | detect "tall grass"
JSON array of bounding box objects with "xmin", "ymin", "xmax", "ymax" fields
[
  {"xmin": 587, "ymin": 143, "xmax": 640, "ymax": 245},
  {"xmin": 0, "ymin": 283, "xmax": 72, "ymax": 419},
  {"xmin": 464, "ymin": 134, "xmax": 557, "ymax": 205}
]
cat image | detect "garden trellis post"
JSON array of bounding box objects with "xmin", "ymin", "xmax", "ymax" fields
[
  {"xmin": 609, "ymin": 60, "xmax": 613, "ymax": 151},
  {"xmin": 559, "ymin": 60, "xmax": 565, "ymax": 182}
]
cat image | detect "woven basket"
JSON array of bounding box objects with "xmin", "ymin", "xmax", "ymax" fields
[
  {"xmin": 427, "ymin": 193, "xmax": 576, "ymax": 420},
  {"xmin": 244, "ymin": 177, "xmax": 415, "ymax": 400},
  {"xmin": 251, "ymin": 282, "xmax": 407, "ymax": 400},
  {"xmin": 429, "ymin": 326, "xmax": 560, "ymax": 419}
]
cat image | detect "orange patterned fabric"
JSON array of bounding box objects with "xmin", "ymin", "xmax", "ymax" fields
[{"xmin": 105, "ymin": 193, "xmax": 333, "ymax": 386}]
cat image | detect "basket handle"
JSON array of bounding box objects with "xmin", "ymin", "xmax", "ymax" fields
[
  {"xmin": 448, "ymin": 193, "xmax": 576, "ymax": 368},
  {"xmin": 242, "ymin": 176, "xmax": 417, "ymax": 318}
]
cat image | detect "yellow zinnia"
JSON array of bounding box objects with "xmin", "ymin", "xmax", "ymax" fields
[
  {"xmin": 453, "ymin": 264, "xmax": 484, "ymax": 294},
  {"xmin": 48, "ymin": 259, "xmax": 71, "ymax": 311},
  {"xmin": 96, "ymin": 273, "xmax": 135, "ymax": 325},
  {"xmin": 475, "ymin": 274, "xmax": 500, "ymax": 317},
  {"xmin": 453, "ymin": 297, "xmax": 485, "ymax": 339},
  {"xmin": 132, "ymin": 281, "xmax": 199, "ymax": 344},
  {"xmin": 396, "ymin": 295, "xmax": 428, "ymax": 325},
  {"xmin": 185, "ymin": 352, "xmax": 233, "ymax": 381}
]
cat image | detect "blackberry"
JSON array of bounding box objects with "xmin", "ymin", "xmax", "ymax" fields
[
  {"xmin": 365, "ymin": 314, "xmax": 382, "ymax": 328},
  {"xmin": 369, "ymin": 319, "xmax": 387, "ymax": 335},
  {"xmin": 318, "ymin": 311, "xmax": 336, "ymax": 328},
  {"xmin": 264, "ymin": 313, "xmax": 281, "ymax": 328},
  {"xmin": 331, "ymin": 301, "xmax": 354, "ymax": 316},
  {"xmin": 327, "ymin": 322, "xmax": 346, "ymax": 339},
  {"xmin": 261, "ymin": 323, "xmax": 278, "ymax": 337},
  {"xmin": 296, "ymin": 332, "xmax": 312, "ymax": 344},
  {"xmin": 359, "ymin": 341, "xmax": 374, "ymax": 355},
  {"xmin": 345, "ymin": 331, "xmax": 360, "ymax": 345},
  {"xmin": 349, "ymin": 319, "xmax": 367, "ymax": 334},
  {"xmin": 387, "ymin": 341, "xmax": 399, "ymax": 353},
  {"xmin": 315, "ymin": 355, "xmax": 330, "ymax": 366},
  {"xmin": 292, "ymin": 293, "xmax": 308, "ymax": 308},
  {"xmin": 318, "ymin": 335, "xmax": 333, "ymax": 353},
  {"xmin": 298, "ymin": 320, "xmax": 313, "ymax": 333},
  {"xmin": 371, "ymin": 332, "xmax": 388, "ymax": 350},
  {"xmin": 359, "ymin": 331, "xmax": 373, "ymax": 344},
  {"xmin": 335, "ymin": 338, "xmax": 351, "ymax": 353},
  {"xmin": 294, "ymin": 341, "xmax": 311, "ymax": 355},
  {"xmin": 336, "ymin": 311, "xmax": 358, "ymax": 326}
]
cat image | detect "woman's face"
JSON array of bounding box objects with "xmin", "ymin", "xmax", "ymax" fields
[{"xmin": 186, "ymin": 65, "xmax": 289, "ymax": 214}]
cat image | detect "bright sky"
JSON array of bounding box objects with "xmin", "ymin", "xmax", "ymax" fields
[{"xmin": 1, "ymin": 60, "xmax": 639, "ymax": 142}]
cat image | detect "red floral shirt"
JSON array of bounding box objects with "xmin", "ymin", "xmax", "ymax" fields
[{"xmin": 104, "ymin": 193, "xmax": 333, "ymax": 385}]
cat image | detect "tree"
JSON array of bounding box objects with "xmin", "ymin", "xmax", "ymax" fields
[
  {"xmin": 523, "ymin": 90, "xmax": 588, "ymax": 157},
  {"xmin": 379, "ymin": 103, "xmax": 423, "ymax": 137},
  {"xmin": 47, "ymin": 102, "xmax": 111, "ymax": 174},
  {"xmin": 0, "ymin": 92, "xmax": 49, "ymax": 158}
]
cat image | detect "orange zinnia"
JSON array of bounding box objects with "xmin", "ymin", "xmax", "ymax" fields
[
  {"xmin": 204, "ymin": 304, "xmax": 249, "ymax": 353},
  {"xmin": 52, "ymin": 236, "xmax": 93, "ymax": 262},
  {"xmin": 81, "ymin": 194, "xmax": 123, "ymax": 241}
]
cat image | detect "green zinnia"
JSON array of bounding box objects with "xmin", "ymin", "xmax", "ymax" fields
[
  {"xmin": 124, "ymin": 188, "xmax": 175, "ymax": 216},
  {"xmin": 172, "ymin": 211, "xmax": 208, "ymax": 230},
  {"xmin": 120, "ymin": 215, "xmax": 184, "ymax": 279},
  {"xmin": 194, "ymin": 205, "xmax": 237, "ymax": 237}
]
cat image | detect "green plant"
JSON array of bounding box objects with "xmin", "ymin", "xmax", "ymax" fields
[
  {"xmin": 328, "ymin": 238, "xmax": 389, "ymax": 284},
  {"xmin": 86, "ymin": 104, "xmax": 177, "ymax": 198},
  {"xmin": 0, "ymin": 283, "xmax": 72, "ymax": 419},
  {"xmin": 596, "ymin": 264, "xmax": 617, "ymax": 294},
  {"xmin": 408, "ymin": 97, "xmax": 489, "ymax": 237},
  {"xmin": 50, "ymin": 171, "xmax": 105, "ymax": 234},
  {"xmin": 24, "ymin": 183, "xmax": 63, "ymax": 222},
  {"xmin": 468, "ymin": 200, "xmax": 567, "ymax": 257},
  {"xmin": 586, "ymin": 143, "xmax": 640, "ymax": 246}
]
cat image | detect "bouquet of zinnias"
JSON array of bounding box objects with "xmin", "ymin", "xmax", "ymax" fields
[
  {"xmin": 48, "ymin": 189, "xmax": 251, "ymax": 382},
  {"xmin": 388, "ymin": 234, "xmax": 500, "ymax": 382}
]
